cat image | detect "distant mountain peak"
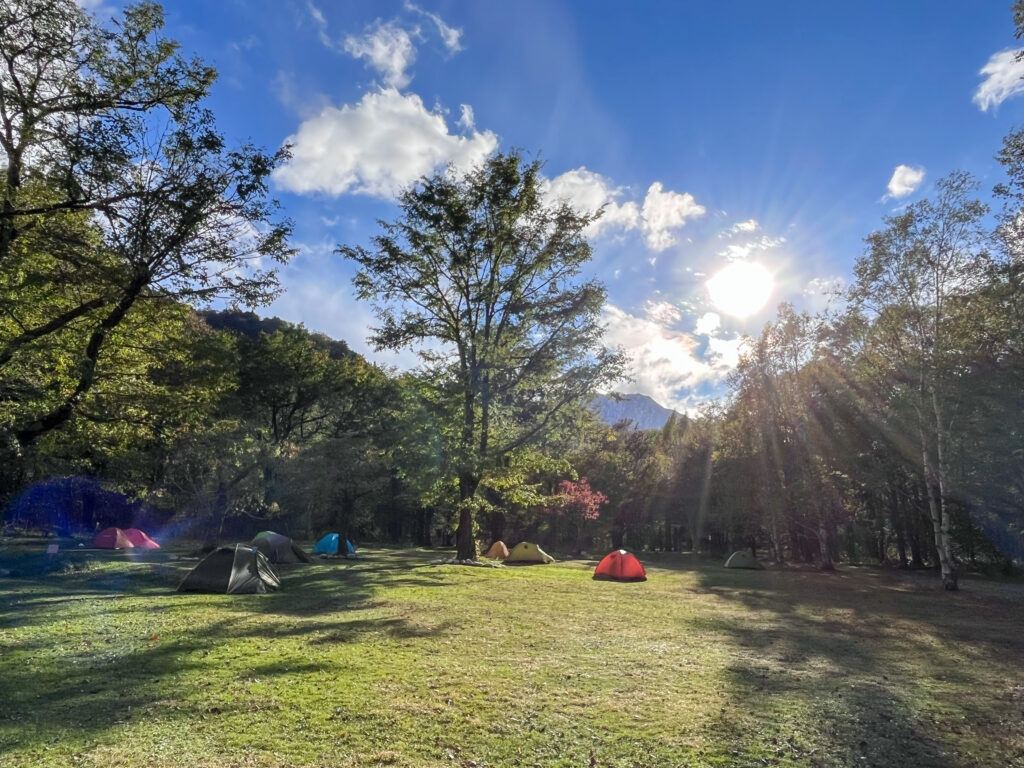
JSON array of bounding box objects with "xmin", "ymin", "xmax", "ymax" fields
[{"xmin": 590, "ymin": 392, "xmax": 681, "ymax": 430}]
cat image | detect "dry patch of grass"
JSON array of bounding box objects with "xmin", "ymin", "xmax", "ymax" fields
[{"xmin": 1, "ymin": 546, "xmax": 1022, "ymax": 767}]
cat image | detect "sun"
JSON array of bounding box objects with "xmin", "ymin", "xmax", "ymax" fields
[{"xmin": 706, "ymin": 261, "xmax": 774, "ymax": 318}]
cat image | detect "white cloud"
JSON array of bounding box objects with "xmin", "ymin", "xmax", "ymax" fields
[
  {"xmin": 706, "ymin": 335, "xmax": 746, "ymax": 371},
  {"xmin": 694, "ymin": 312, "xmax": 721, "ymax": 335},
  {"xmin": 644, "ymin": 300, "xmax": 682, "ymax": 325},
  {"xmin": 641, "ymin": 182, "xmax": 706, "ymax": 251},
  {"xmin": 603, "ymin": 306, "xmax": 717, "ymax": 409},
  {"xmin": 973, "ymin": 48, "xmax": 1024, "ymax": 112},
  {"xmin": 457, "ymin": 104, "xmax": 475, "ymax": 131},
  {"xmin": 802, "ymin": 275, "xmax": 846, "ymax": 313},
  {"xmin": 231, "ymin": 35, "xmax": 260, "ymax": 52},
  {"xmin": 271, "ymin": 71, "xmax": 331, "ymax": 116},
  {"xmin": 75, "ymin": 0, "xmax": 114, "ymax": 14},
  {"xmin": 344, "ymin": 20, "xmax": 420, "ymax": 89},
  {"xmin": 803, "ymin": 276, "xmax": 845, "ymax": 296},
  {"xmin": 307, "ymin": 1, "xmax": 335, "ymax": 49},
  {"xmin": 726, "ymin": 219, "xmax": 760, "ymax": 235},
  {"xmin": 308, "ymin": 3, "xmax": 461, "ymax": 88},
  {"xmin": 543, "ymin": 168, "xmax": 640, "ymax": 237},
  {"xmin": 883, "ymin": 164, "xmax": 925, "ymax": 200},
  {"xmin": 544, "ymin": 171, "xmax": 704, "ymax": 250},
  {"xmin": 273, "ymin": 88, "xmax": 498, "ymax": 198},
  {"xmin": 719, "ymin": 234, "xmax": 786, "ymax": 261},
  {"xmin": 405, "ymin": 2, "xmax": 463, "ymax": 53}
]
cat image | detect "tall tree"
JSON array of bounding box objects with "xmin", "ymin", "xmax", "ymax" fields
[
  {"xmin": 554, "ymin": 477, "xmax": 607, "ymax": 553},
  {"xmin": 0, "ymin": 1, "xmax": 292, "ymax": 470},
  {"xmin": 341, "ymin": 152, "xmax": 625, "ymax": 559},
  {"xmin": 0, "ymin": 0, "xmax": 214, "ymax": 265},
  {"xmin": 849, "ymin": 172, "xmax": 990, "ymax": 589}
]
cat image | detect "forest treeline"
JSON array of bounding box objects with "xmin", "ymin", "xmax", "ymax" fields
[{"xmin": 1, "ymin": 1, "xmax": 1022, "ymax": 588}]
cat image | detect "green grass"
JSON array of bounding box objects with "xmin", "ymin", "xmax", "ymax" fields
[{"xmin": 1, "ymin": 545, "xmax": 1022, "ymax": 768}]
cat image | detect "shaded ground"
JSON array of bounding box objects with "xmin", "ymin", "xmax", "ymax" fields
[{"xmin": 1, "ymin": 542, "xmax": 1022, "ymax": 767}]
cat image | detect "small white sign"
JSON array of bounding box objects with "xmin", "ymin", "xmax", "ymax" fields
[{"xmin": 45, "ymin": 544, "xmax": 59, "ymax": 555}]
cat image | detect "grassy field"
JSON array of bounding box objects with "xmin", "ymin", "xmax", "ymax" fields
[{"xmin": 1, "ymin": 544, "xmax": 1022, "ymax": 768}]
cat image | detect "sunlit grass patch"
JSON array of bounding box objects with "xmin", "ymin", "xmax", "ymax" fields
[{"xmin": 1, "ymin": 547, "xmax": 1022, "ymax": 767}]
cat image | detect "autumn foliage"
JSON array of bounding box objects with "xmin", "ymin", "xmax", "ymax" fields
[{"xmin": 553, "ymin": 478, "xmax": 608, "ymax": 522}]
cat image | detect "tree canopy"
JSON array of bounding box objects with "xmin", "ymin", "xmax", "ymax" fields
[{"xmin": 340, "ymin": 152, "xmax": 625, "ymax": 558}]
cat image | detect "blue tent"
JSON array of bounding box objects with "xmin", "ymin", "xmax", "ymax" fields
[
  {"xmin": 313, "ymin": 533, "xmax": 357, "ymax": 556},
  {"xmin": 313, "ymin": 533, "xmax": 340, "ymax": 555}
]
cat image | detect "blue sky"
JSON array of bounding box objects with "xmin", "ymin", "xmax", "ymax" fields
[{"xmin": 103, "ymin": 0, "xmax": 1024, "ymax": 410}]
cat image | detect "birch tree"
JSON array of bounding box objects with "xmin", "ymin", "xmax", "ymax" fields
[{"xmin": 850, "ymin": 172, "xmax": 989, "ymax": 589}]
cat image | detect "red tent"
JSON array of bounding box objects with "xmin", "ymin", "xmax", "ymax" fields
[
  {"xmin": 593, "ymin": 549, "xmax": 647, "ymax": 582},
  {"xmin": 92, "ymin": 527, "xmax": 134, "ymax": 549},
  {"xmin": 123, "ymin": 528, "xmax": 160, "ymax": 549}
]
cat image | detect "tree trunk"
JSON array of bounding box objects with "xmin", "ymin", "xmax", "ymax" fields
[
  {"xmin": 455, "ymin": 473, "xmax": 479, "ymax": 560},
  {"xmin": 909, "ymin": 524, "xmax": 925, "ymax": 569},
  {"xmin": 770, "ymin": 520, "xmax": 784, "ymax": 563},
  {"xmin": 919, "ymin": 422, "xmax": 958, "ymax": 590},
  {"xmin": 818, "ymin": 520, "xmax": 835, "ymax": 571},
  {"xmin": 889, "ymin": 485, "xmax": 908, "ymax": 568},
  {"xmin": 487, "ymin": 509, "xmax": 505, "ymax": 545},
  {"xmin": 208, "ymin": 479, "xmax": 228, "ymax": 548},
  {"xmin": 610, "ymin": 524, "xmax": 624, "ymax": 550},
  {"xmin": 845, "ymin": 521, "xmax": 858, "ymax": 563},
  {"xmin": 907, "ymin": 482, "xmax": 927, "ymax": 568},
  {"xmin": 455, "ymin": 506, "xmax": 475, "ymax": 559},
  {"xmin": 930, "ymin": 390, "xmax": 958, "ymax": 590},
  {"xmin": 418, "ymin": 507, "xmax": 433, "ymax": 547},
  {"xmin": 262, "ymin": 463, "xmax": 274, "ymax": 506}
]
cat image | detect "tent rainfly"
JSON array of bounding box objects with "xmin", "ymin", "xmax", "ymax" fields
[
  {"xmin": 593, "ymin": 549, "xmax": 647, "ymax": 582},
  {"xmin": 482, "ymin": 541, "xmax": 509, "ymax": 560},
  {"xmin": 92, "ymin": 527, "xmax": 133, "ymax": 549},
  {"xmin": 123, "ymin": 528, "xmax": 160, "ymax": 549},
  {"xmin": 505, "ymin": 541, "xmax": 555, "ymax": 565},
  {"xmin": 312, "ymin": 533, "xmax": 357, "ymax": 556},
  {"xmin": 250, "ymin": 531, "xmax": 313, "ymax": 564},
  {"xmin": 724, "ymin": 550, "xmax": 765, "ymax": 570},
  {"xmin": 313, "ymin": 533, "xmax": 341, "ymax": 555},
  {"xmin": 178, "ymin": 545, "xmax": 281, "ymax": 594}
]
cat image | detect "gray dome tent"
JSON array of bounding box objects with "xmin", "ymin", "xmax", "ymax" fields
[
  {"xmin": 250, "ymin": 531, "xmax": 313, "ymax": 564},
  {"xmin": 724, "ymin": 550, "xmax": 765, "ymax": 570},
  {"xmin": 178, "ymin": 545, "xmax": 281, "ymax": 594}
]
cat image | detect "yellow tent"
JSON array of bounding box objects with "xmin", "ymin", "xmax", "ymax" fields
[
  {"xmin": 482, "ymin": 541, "xmax": 509, "ymax": 560},
  {"xmin": 505, "ymin": 541, "xmax": 554, "ymax": 564}
]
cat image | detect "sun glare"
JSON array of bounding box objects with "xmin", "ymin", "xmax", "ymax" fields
[{"xmin": 706, "ymin": 261, "xmax": 774, "ymax": 318}]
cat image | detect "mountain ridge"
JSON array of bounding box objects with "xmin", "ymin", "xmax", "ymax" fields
[{"xmin": 590, "ymin": 393, "xmax": 681, "ymax": 430}]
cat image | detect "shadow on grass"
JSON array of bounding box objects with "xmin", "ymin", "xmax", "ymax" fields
[
  {"xmin": 691, "ymin": 563, "xmax": 1024, "ymax": 768},
  {"xmin": 0, "ymin": 548, "xmax": 453, "ymax": 753}
]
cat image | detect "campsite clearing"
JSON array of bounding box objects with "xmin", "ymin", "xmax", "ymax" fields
[{"xmin": 0, "ymin": 547, "xmax": 1022, "ymax": 768}]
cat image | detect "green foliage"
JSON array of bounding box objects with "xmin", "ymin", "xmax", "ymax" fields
[
  {"xmin": 3, "ymin": 0, "xmax": 1023, "ymax": 580},
  {"xmin": 341, "ymin": 152, "xmax": 626, "ymax": 557},
  {"xmin": 0, "ymin": 0, "xmax": 293, "ymax": 464}
]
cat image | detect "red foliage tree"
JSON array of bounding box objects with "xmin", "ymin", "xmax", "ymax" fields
[
  {"xmin": 554, "ymin": 478, "xmax": 608, "ymax": 552},
  {"xmin": 558, "ymin": 478, "xmax": 607, "ymax": 521}
]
